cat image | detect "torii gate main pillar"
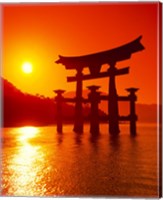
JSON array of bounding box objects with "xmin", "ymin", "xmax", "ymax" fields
[
  {"xmin": 73, "ymin": 67, "xmax": 83, "ymax": 133},
  {"xmin": 108, "ymin": 62, "xmax": 120, "ymax": 135}
]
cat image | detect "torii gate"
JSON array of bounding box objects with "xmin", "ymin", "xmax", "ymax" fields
[{"xmin": 55, "ymin": 36, "xmax": 144, "ymax": 135}]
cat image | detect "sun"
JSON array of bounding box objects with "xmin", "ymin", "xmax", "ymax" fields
[{"xmin": 22, "ymin": 62, "xmax": 33, "ymax": 74}]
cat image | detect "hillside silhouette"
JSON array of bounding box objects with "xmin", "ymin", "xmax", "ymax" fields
[
  {"xmin": 1, "ymin": 78, "xmax": 158, "ymax": 127},
  {"xmin": 2, "ymin": 78, "xmax": 106, "ymax": 127}
]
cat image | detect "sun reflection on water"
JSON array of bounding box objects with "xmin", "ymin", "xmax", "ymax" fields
[
  {"xmin": 6, "ymin": 126, "xmax": 48, "ymax": 196},
  {"xmin": 18, "ymin": 126, "xmax": 39, "ymax": 142},
  {"xmin": 2, "ymin": 126, "xmax": 65, "ymax": 196}
]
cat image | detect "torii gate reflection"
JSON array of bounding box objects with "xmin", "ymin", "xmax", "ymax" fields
[{"xmin": 55, "ymin": 36, "xmax": 144, "ymax": 135}]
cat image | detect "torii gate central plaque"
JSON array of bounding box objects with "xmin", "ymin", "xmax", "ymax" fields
[{"xmin": 56, "ymin": 36, "xmax": 144, "ymax": 134}]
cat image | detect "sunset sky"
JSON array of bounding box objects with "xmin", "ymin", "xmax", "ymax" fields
[{"xmin": 2, "ymin": 2, "xmax": 160, "ymax": 104}]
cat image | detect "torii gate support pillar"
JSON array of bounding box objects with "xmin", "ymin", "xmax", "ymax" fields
[
  {"xmin": 87, "ymin": 85, "xmax": 101, "ymax": 135},
  {"xmin": 54, "ymin": 90, "xmax": 65, "ymax": 133},
  {"xmin": 126, "ymin": 88, "xmax": 139, "ymax": 136}
]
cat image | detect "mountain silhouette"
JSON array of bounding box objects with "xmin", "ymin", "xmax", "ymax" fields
[
  {"xmin": 1, "ymin": 77, "xmax": 158, "ymax": 127},
  {"xmin": 1, "ymin": 77, "xmax": 106, "ymax": 127}
]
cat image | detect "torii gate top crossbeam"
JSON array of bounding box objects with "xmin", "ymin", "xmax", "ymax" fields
[{"xmin": 55, "ymin": 36, "xmax": 144, "ymax": 69}]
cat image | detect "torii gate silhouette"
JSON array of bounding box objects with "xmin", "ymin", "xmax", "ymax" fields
[{"xmin": 55, "ymin": 36, "xmax": 144, "ymax": 135}]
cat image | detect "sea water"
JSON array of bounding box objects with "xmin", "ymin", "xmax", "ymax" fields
[{"xmin": 1, "ymin": 123, "xmax": 159, "ymax": 197}]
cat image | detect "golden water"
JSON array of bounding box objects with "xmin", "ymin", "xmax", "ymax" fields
[{"xmin": 1, "ymin": 124, "xmax": 159, "ymax": 197}]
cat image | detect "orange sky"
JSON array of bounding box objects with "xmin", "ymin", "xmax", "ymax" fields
[{"xmin": 2, "ymin": 2, "xmax": 160, "ymax": 104}]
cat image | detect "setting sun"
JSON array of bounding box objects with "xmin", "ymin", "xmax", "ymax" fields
[{"xmin": 22, "ymin": 62, "xmax": 33, "ymax": 74}]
